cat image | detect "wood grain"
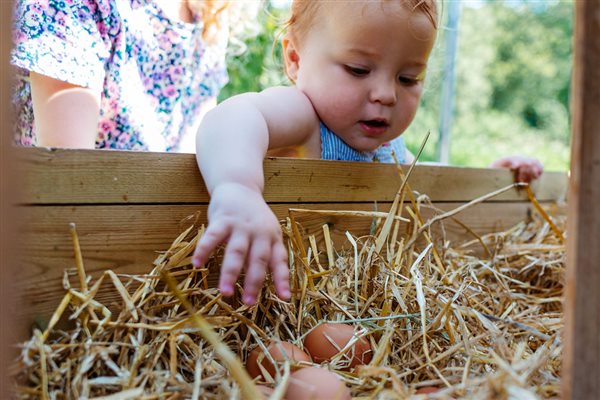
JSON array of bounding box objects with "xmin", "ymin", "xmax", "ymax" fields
[
  {"xmin": 16, "ymin": 201, "xmax": 553, "ymax": 327},
  {"xmin": 14, "ymin": 147, "xmax": 568, "ymax": 340},
  {"xmin": 1, "ymin": 0, "xmax": 19, "ymax": 395},
  {"xmin": 563, "ymin": 1, "xmax": 600, "ymax": 399},
  {"xmin": 17, "ymin": 147, "xmax": 567, "ymax": 204}
]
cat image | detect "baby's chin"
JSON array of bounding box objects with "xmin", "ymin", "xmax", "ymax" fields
[
  {"xmin": 338, "ymin": 131, "xmax": 389, "ymax": 153},
  {"xmin": 350, "ymin": 139, "xmax": 386, "ymax": 153}
]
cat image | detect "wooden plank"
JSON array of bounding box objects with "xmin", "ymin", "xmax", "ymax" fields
[
  {"xmin": 14, "ymin": 145, "xmax": 569, "ymax": 335},
  {"xmin": 17, "ymin": 147, "xmax": 568, "ymax": 204},
  {"xmin": 1, "ymin": 0, "xmax": 18, "ymax": 396},
  {"xmin": 563, "ymin": 1, "xmax": 600, "ymax": 399},
  {"xmin": 15, "ymin": 201, "xmax": 553, "ymax": 328}
]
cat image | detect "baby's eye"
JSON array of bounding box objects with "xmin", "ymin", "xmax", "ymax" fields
[
  {"xmin": 345, "ymin": 65, "xmax": 370, "ymax": 77},
  {"xmin": 398, "ymin": 76, "xmax": 420, "ymax": 86}
]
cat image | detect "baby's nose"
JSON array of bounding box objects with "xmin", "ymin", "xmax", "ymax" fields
[{"xmin": 369, "ymin": 80, "xmax": 397, "ymax": 105}]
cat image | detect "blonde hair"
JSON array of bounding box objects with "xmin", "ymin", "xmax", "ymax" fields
[
  {"xmin": 285, "ymin": 0, "xmax": 438, "ymax": 46},
  {"xmin": 186, "ymin": 0, "xmax": 262, "ymax": 47},
  {"xmin": 187, "ymin": 0, "xmax": 229, "ymax": 40}
]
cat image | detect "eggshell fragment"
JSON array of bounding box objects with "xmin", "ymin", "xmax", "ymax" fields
[
  {"xmin": 246, "ymin": 341, "xmax": 312, "ymax": 380},
  {"xmin": 285, "ymin": 367, "xmax": 351, "ymax": 400},
  {"xmin": 303, "ymin": 323, "xmax": 372, "ymax": 370}
]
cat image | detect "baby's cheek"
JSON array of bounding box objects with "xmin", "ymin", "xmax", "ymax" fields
[
  {"xmin": 314, "ymin": 96, "xmax": 357, "ymax": 128},
  {"xmin": 397, "ymin": 97, "xmax": 420, "ymax": 127}
]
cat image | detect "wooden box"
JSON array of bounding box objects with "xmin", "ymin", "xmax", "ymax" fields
[{"xmin": 14, "ymin": 147, "xmax": 567, "ymax": 332}]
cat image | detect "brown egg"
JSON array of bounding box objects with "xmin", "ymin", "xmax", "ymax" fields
[
  {"xmin": 415, "ymin": 386, "xmax": 456, "ymax": 399},
  {"xmin": 256, "ymin": 384, "xmax": 274, "ymax": 398},
  {"xmin": 303, "ymin": 323, "xmax": 372, "ymax": 370},
  {"xmin": 285, "ymin": 367, "xmax": 351, "ymax": 400},
  {"xmin": 416, "ymin": 387, "xmax": 440, "ymax": 394},
  {"xmin": 246, "ymin": 341, "xmax": 312, "ymax": 380}
]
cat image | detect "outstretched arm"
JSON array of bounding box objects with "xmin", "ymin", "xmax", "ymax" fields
[{"xmin": 192, "ymin": 86, "xmax": 318, "ymax": 305}]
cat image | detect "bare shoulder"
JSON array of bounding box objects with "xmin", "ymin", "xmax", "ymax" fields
[
  {"xmin": 212, "ymin": 87, "xmax": 320, "ymax": 152},
  {"xmin": 253, "ymin": 86, "xmax": 320, "ymax": 150},
  {"xmin": 220, "ymin": 86, "xmax": 314, "ymax": 118},
  {"xmin": 255, "ymin": 86, "xmax": 316, "ymax": 116}
]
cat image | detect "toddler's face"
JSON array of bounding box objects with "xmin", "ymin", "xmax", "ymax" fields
[{"xmin": 290, "ymin": 1, "xmax": 436, "ymax": 152}]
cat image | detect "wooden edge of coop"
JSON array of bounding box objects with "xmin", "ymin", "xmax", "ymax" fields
[
  {"xmin": 14, "ymin": 147, "xmax": 568, "ymax": 339},
  {"xmin": 16, "ymin": 147, "xmax": 568, "ymax": 204},
  {"xmin": 562, "ymin": 1, "xmax": 600, "ymax": 399},
  {"xmin": 1, "ymin": 1, "xmax": 16, "ymax": 396}
]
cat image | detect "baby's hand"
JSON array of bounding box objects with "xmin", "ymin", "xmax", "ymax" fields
[
  {"xmin": 192, "ymin": 183, "xmax": 290, "ymax": 305},
  {"xmin": 491, "ymin": 155, "xmax": 544, "ymax": 183}
]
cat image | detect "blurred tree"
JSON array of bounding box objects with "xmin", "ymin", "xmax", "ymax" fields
[
  {"xmin": 218, "ymin": 3, "xmax": 287, "ymax": 101},
  {"xmin": 406, "ymin": 0, "xmax": 573, "ymax": 170},
  {"xmin": 488, "ymin": 1, "xmax": 572, "ymax": 140}
]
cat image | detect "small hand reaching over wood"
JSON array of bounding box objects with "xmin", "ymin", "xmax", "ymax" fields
[{"xmin": 491, "ymin": 155, "xmax": 544, "ymax": 183}]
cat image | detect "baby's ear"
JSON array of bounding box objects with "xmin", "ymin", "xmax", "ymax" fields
[{"xmin": 281, "ymin": 34, "xmax": 300, "ymax": 82}]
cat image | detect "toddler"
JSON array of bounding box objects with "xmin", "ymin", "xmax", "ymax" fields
[
  {"xmin": 193, "ymin": 0, "xmax": 438, "ymax": 305},
  {"xmin": 192, "ymin": 0, "xmax": 543, "ymax": 305}
]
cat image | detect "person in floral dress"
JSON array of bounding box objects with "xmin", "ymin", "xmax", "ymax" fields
[{"xmin": 12, "ymin": 0, "xmax": 255, "ymax": 152}]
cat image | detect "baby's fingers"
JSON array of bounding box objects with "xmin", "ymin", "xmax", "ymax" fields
[
  {"xmin": 491, "ymin": 157, "xmax": 514, "ymax": 170},
  {"xmin": 516, "ymin": 168, "xmax": 533, "ymax": 184},
  {"xmin": 192, "ymin": 223, "xmax": 230, "ymax": 268},
  {"xmin": 530, "ymin": 161, "xmax": 544, "ymax": 179},
  {"xmin": 219, "ymin": 234, "xmax": 250, "ymax": 297},
  {"xmin": 242, "ymin": 238, "xmax": 271, "ymax": 305},
  {"xmin": 516, "ymin": 163, "xmax": 543, "ymax": 183},
  {"xmin": 270, "ymin": 240, "xmax": 290, "ymax": 300}
]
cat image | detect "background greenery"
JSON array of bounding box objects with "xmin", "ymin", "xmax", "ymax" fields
[{"xmin": 219, "ymin": 0, "xmax": 573, "ymax": 171}]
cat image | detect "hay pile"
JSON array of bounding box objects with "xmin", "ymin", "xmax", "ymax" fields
[{"xmin": 11, "ymin": 181, "xmax": 565, "ymax": 400}]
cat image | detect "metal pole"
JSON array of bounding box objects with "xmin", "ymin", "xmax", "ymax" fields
[{"xmin": 437, "ymin": 0, "xmax": 461, "ymax": 164}]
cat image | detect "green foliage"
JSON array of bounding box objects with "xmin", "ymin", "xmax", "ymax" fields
[
  {"xmin": 218, "ymin": 5, "xmax": 288, "ymax": 101},
  {"xmin": 486, "ymin": 2, "xmax": 572, "ymax": 138},
  {"xmin": 405, "ymin": 1, "xmax": 573, "ymax": 171},
  {"xmin": 220, "ymin": 1, "xmax": 573, "ymax": 171}
]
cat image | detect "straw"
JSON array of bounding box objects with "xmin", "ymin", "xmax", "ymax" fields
[{"xmin": 12, "ymin": 176, "xmax": 565, "ymax": 399}]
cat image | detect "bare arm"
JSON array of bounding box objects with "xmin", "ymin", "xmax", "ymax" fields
[
  {"xmin": 30, "ymin": 72, "xmax": 100, "ymax": 149},
  {"xmin": 193, "ymin": 86, "xmax": 318, "ymax": 305},
  {"xmin": 196, "ymin": 86, "xmax": 318, "ymax": 193}
]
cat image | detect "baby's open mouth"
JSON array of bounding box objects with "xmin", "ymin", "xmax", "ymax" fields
[{"xmin": 361, "ymin": 119, "xmax": 389, "ymax": 128}]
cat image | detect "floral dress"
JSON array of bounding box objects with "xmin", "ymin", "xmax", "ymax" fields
[{"xmin": 11, "ymin": 0, "xmax": 229, "ymax": 151}]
